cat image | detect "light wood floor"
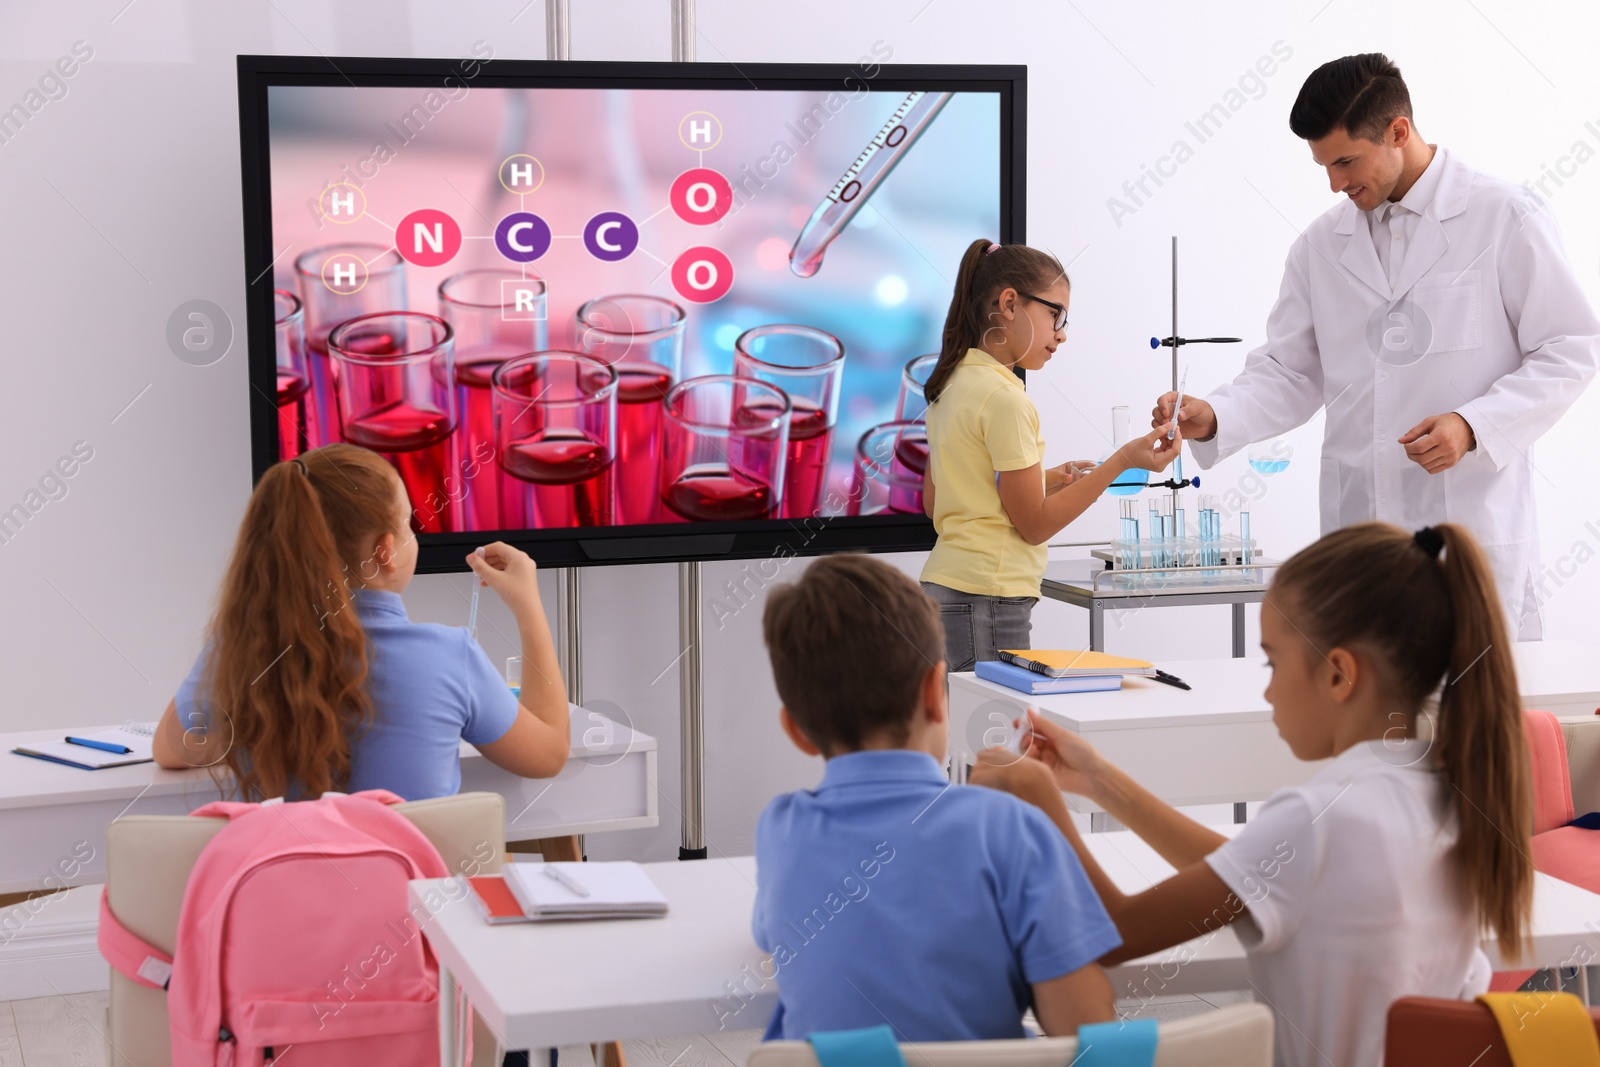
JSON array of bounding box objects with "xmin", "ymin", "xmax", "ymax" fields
[{"xmin": 0, "ymin": 989, "xmax": 1254, "ymax": 1066}]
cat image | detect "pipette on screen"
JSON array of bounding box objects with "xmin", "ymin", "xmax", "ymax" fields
[
  {"xmin": 789, "ymin": 91, "xmax": 954, "ymax": 278},
  {"xmin": 1168, "ymin": 365, "xmax": 1190, "ymax": 441}
]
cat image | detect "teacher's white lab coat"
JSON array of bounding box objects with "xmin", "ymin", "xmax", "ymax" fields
[{"xmin": 1191, "ymin": 148, "xmax": 1600, "ymax": 638}]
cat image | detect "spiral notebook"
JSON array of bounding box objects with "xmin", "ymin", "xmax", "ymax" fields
[{"xmin": 12, "ymin": 722, "xmax": 157, "ymax": 770}]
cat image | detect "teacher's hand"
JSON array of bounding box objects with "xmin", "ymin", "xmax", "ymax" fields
[
  {"xmin": 1398, "ymin": 412, "xmax": 1475, "ymax": 474},
  {"xmin": 1153, "ymin": 392, "xmax": 1217, "ymax": 442}
]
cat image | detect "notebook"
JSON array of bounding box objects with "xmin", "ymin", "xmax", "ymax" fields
[
  {"xmin": 502, "ymin": 861, "xmax": 669, "ymax": 920},
  {"xmin": 997, "ymin": 649, "xmax": 1157, "ymax": 678},
  {"xmin": 468, "ymin": 875, "xmax": 536, "ymax": 924},
  {"xmin": 12, "ymin": 722, "xmax": 157, "ymax": 769},
  {"xmin": 975, "ymin": 660, "xmax": 1123, "ymax": 695}
]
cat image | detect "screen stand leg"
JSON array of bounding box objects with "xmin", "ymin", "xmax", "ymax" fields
[{"xmin": 679, "ymin": 561, "xmax": 707, "ymax": 859}]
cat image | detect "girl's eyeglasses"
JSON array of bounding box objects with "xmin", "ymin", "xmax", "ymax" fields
[{"xmin": 1019, "ymin": 292, "xmax": 1069, "ymax": 333}]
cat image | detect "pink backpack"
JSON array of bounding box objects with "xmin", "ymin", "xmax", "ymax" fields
[{"xmin": 98, "ymin": 789, "xmax": 468, "ymax": 1066}]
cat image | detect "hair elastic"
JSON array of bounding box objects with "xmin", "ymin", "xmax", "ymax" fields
[
  {"xmin": 1413, "ymin": 526, "xmax": 1444, "ymax": 559},
  {"xmin": 985, "ymin": 242, "xmax": 1000, "ymax": 254},
  {"xmin": 290, "ymin": 457, "xmax": 309, "ymax": 476}
]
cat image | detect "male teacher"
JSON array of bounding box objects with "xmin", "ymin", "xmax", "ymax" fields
[{"xmin": 1158, "ymin": 53, "xmax": 1600, "ymax": 638}]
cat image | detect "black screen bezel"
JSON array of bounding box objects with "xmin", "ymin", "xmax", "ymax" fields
[{"xmin": 237, "ymin": 54, "xmax": 1027, "ymax": 573}]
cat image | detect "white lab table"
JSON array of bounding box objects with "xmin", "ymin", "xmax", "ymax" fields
[
  {"xmin": 0, "ymin": 706, "xmax": 656, "ymax": 895},
  {"xmin": 411, "ymin": 837, "xmax": 1600, "ymax": 1062},
  {"xmin": 947, "ymin": 640, "xmax": 1600, "ymax": 817}
]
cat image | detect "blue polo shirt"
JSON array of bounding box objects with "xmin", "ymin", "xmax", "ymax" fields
[
  {"xmin": 175, "ymin": 588, "xmax": 521, "ymax": 800},
  {"xmin": 750, "ymin": 749, "xmax": 1120, "ymax": 1040}
]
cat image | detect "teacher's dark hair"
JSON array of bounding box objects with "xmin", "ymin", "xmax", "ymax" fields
[
  {"xmin": 1289, "ymin": 53, "xmax": 1412, "ymax": 143},
  {"xmin": 923, "ymin": 239, "xmax": 1065, "ymax": 405},
  {"xmin": 1269, "ymin": 522, "xmax": 1532, "ymax": 959}
]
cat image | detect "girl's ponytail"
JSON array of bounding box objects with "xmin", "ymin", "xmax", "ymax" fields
[
  {"xmin": 1272, "ymin": 522, "xmax": 1533, "ymax": 960},
  {"xmin": 1433, "ymin": 524, "xmax": 1532, "ymax": 958},
  {"xmin": 200, "ymin": 444, "xmax": 401, "ymax": 800},
  {"xmin": 923, "ymin": 239, "xmax": 1067, "ymax": 404}
]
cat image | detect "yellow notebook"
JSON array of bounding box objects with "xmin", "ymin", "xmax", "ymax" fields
[{"xmin": 998, "ymin": 649, "xmax": 1157, "ymax": 678}]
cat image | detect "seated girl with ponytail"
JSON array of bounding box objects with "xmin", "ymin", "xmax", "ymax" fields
[
  {"xmin": 970, "ymin": 522, "xmax": 1533, "ymax": 1067},
  {"xmin": 152, "ymin": 443, "xmax": 570, "ymax": 801}
]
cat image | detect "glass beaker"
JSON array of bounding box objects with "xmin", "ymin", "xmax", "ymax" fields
[
  {"xmin": 493, "ymin": 351, "xmax": 618, "ymax": 529},
  {"xmin": 661, "ymin": 376, "xmax": 791, "ymax": 522},
  {"xmin": 327, "ymin": 311, "xmax": 461, "ymax": 534},
  {"xmin": 439, "ymin": 270, "xmax": 549, "ymax": 532},
  {"xmin": 847, "ymin": 421, "xmax": 928, "ymax": 516},
  {"xmin": 274, "ymin": 290, "xmax": 313, "ymax": 461},
  {"xmin": 733, "ymin": 325, "xmax": 845, "ymax": 520},
  {"xmin": 295, "ymin": 244, "xmax": 407, "ymax": 449},
  {"xmin": 896, "ymin": 353, "xmax": 939, "ymax": 422},
  {"xmin": 574, "ymin": 295, "xmax": 687, "ymax": 525}
]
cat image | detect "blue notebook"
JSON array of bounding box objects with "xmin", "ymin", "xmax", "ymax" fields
[{"xmin": 974, "ymin": 659, "xmax": 1122, "ymax": 695}]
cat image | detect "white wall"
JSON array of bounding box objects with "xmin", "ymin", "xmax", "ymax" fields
[{"xmin": 1, "ymin": 0, "xmax": 1595, "ymax": 862}]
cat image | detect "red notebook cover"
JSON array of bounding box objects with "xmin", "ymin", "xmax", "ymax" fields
[{"xmin": 469, "ymin": 875, "xmax": 533, "ymax": 924}]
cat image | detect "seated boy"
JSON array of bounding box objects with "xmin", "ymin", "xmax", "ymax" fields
[{"xmin": 752, "ymin": 553, "xmax": 1120, "ymax": 1040}]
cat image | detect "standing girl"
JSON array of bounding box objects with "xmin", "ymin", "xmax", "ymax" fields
[
  {"xmin": 972, "ymin": 522, "xmax": 1533, "ymax": 1067},
  {"xmin": 920, "ymin": 238, "xmax": 1179, "ymax": 669},
  {"xmin": 153, "ymin": 443, "xmax": 571, "ymax": 801}
]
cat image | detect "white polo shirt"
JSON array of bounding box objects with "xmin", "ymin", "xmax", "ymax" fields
[{"xmin": 1205, "ymin": 740, "xmax": 1491, "ymax": 1067}]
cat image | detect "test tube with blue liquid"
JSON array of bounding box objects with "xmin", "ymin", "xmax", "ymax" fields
[
  {"xmin": 1118, "ymin": 499, "xmax": 1140, "ymax": 570},
  {"xmin": 1108, "ymin": 405, "xmax": 1148, "ymax": 496},
  {"xmin": 1240, "ymin": 509, "xmax": 1253, "ymax": 568}
]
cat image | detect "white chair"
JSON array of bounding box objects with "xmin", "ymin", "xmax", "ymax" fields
[
  {"xmin": 745, "ymin": 1003, "xmax": 1274, "ymax": 1067},
  {"xmin": 102, "ymin": 791, "xmax": 508, "ymax": 1067}
]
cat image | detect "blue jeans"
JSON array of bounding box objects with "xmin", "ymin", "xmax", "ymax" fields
[{"xmin": 921, "ymin": 583, "xmax": 1036, "ymax": 672}]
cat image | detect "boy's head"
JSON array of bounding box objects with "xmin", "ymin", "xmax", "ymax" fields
[{"xmin": 762, "ymin": 554, "xmax": 947, "ymax": 758}]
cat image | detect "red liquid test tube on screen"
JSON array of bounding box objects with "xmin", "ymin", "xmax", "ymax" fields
[
  {"xmin": 896, "ymin": 353, "xmax": 939, "ymax": 422},
  {"xmin": 493, "ymin": 351, "xmax": 618, "ymax": 529},
  {"xmin": 439, "ymin": 270, "xmax": 549, "ymax": 532},
  {"xmin": 328, "ymin": 312, "xmax": 462, "ymax": 534},
  {"xmin": 848, "ymin": 421, "xmax": 928, "ymax": 516},
  {"xmin": 295, "ymin": 244, "xmax": 407, "ymax": 450},
  {"xmin": 661, "ymin": 376, "xmax": 790, "ymax": 522},
  {"xmin": 274, "ymin": 290, "xmax": 316, "ymax": 460},
  {"xmin": 733, "ymin": 325, "xmax": 844, "ymax": 520},
  {"xmin": 574, "ymin": 295, "xmax": 686, "ymax": 526}
]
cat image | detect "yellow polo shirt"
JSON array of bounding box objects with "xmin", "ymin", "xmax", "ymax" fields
[{"xmin": 920, "ymin": 348, "xmax": 1048, "ymax": 598}]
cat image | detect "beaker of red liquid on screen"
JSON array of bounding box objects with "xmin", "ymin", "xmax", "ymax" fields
[
  {"xmin": 896, "ymin": 353, "xmax": 939, "ymax": 422},
  {"xmin": 573, "ymin": 295, "xmax": 686, "ymax": 525},
  {"xmin": 328, "ymin": 312, "xmax": 462, "ymax": 534},
  {"xmin": 493, "ymin": 352, "xmax": 618, "ymax": 529},
  {"xmin": 274, "ymin": 290, "xmax": 316, "ymax": 460},
  {"xmin": 661, "ymin": 376, "xmax": 791, "ymax": 522},
  {"xmin": 294, "ymin": 244, "xmax": 407, "ymax": 449},
  {"xmin": 733, "ymin": 325, "xmax": 844, "ymax": 520},
  {"xmin": 848, "ymin": 421, "xmax": 929, "ymax": 516},
  {"xmin": 439, "ymin": 270, "xmax": 549, "ymax": 532}
]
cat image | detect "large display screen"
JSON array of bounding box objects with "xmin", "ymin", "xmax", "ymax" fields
[{"xmin": 239, "ymin": 56, "xmax": 1025, "ymax": 570}]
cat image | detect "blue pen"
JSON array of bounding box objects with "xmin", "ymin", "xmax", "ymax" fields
[{"xmin": 66, "ymin": 736, "xmax": 132, "ymax": 754}]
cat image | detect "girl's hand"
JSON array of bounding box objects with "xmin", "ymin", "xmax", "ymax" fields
[
  {"xmin": 969, "ymin": 747, "xmax": 1063, "ymax": 812},
  {"xmin": 1113, "ymin": 425, "xmax": 1181, "ymax": 475},
  {"xmin": 1046, "ymin": 461, "xmax": 1098, "ymax": 490},
  {"xmin": 1020, "ymin": 708, "xmax": 1110, "ymax": 800},
  {"xmin": 466, "ymin": 541, "xmax": 542, "ymax": 621}
]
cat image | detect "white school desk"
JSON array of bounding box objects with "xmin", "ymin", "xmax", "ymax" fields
[
  {"xmin": 947, "ymin": 640, "xmax": 1600, "ymax": 813},
  {"xmin": 0, "ymin": 705, "xmax": 656, "ymax": 895},
  {"xmin": 411, "ymin": 841, "xmax": 1600, "ymax": 1063}
]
